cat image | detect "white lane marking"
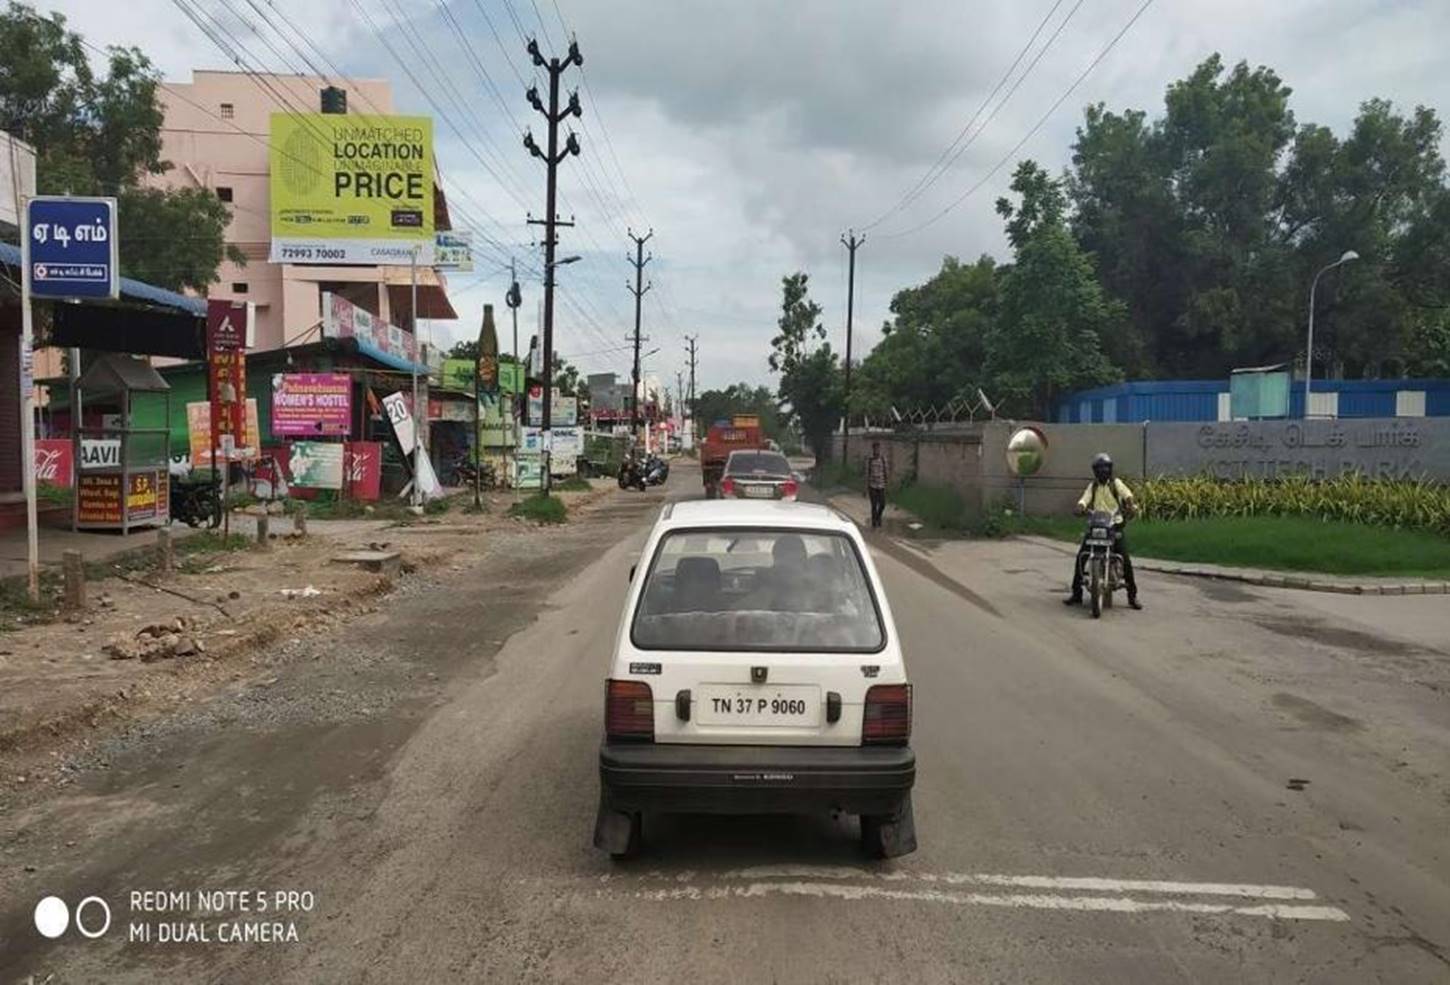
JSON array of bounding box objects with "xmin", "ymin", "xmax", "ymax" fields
[
  {"xmin": 938, "ymin": 874, "xmax": 1319, "ymax": 900},
  {"xmin": 715, "ymin": 866, "xmax": 1318, "ymax": 901},
  {"xmin": 605, "ymin": 881, "xmax": 1351, "ymax": 922}
]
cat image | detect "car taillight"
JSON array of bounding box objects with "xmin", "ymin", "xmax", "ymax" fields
[
  {"xmin": 781, "ymin": 479, "xmax": 799, "ymax": 499},
  {"xmin": 605, "ymin": 679, "xmax": 654, "ymax": 742},
  {"xmin": 720, "ymin": 477, "xmax": 736, "ymax": 496},
  {"xmin": 862, "ymin": 684, "xmax": 911, "ymax": 745}
]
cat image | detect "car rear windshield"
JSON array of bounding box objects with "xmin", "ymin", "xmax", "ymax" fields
[
  {"xmin": 725, "ymin": 452, "xmax": 791, "ymax": 477},
  {"xmin": 631, "ymin": 529, "xmax": 885, "ymax": 651}
]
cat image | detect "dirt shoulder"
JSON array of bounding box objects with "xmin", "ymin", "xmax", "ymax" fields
[{"xmin": 0, "ymin": 480, "xmax": 614, "ymax": 791}]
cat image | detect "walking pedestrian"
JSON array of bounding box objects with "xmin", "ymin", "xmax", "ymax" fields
[{"xmin": 866, "ymin": 441, "xmax": 889, "ymax": 529}]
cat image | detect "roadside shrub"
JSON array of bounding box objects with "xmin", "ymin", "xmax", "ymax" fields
[
  {"xmin": 423, "ymin": 496, "xmax": 452, "ymax": 515},
  {"xmin": 508, "ymin": 493, "xmax": 567, "ymax": 524},
  {"xmin": 553, "ymin": 475, "xmax": 592, "ymax": 492},
  {"xmin": 1139, "ymin": 474, "xmax": 1450, "ymax": 537}
]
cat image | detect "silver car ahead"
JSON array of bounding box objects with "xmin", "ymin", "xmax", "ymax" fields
[{"xmin": 720, "ymin": 450, "xmax": 798, "ymax": 501}]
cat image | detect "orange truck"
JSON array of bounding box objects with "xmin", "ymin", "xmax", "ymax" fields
[{"xmin": 700, "ymin": 415, "xmax": 764, "ymax": 498}]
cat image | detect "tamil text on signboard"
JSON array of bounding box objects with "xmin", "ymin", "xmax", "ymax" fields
[
  {"xmin": 269, "ymin": 113, "xmax": 434, "ymax": 264},
  {"xmin": 1146, "ymin": 419, "xmax": 1449, "ymax": 481},
  {"xmin": 26, "ymin": 196, "xmax": 118, "ymax": 300}
]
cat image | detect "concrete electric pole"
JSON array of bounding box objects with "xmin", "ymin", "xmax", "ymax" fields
[
  {"xmin": 523, "ymin": 35, "xmax": 583, "ymax": 494},
  {"xmin": 841, "ymin": 229, "xmax": 864, "ymax": 464},
  {"xmin": 684, "ymin": 334, "xmax": 699, "ymax": 441},
  {"xmin": 627, "ymin": 229, "xmax": 653, "ymax": 443}
]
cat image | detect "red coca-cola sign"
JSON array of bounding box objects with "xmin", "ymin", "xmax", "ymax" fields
[{"xmin": 35, "ymin": 439, "xmax": 73, "ymax": 488}]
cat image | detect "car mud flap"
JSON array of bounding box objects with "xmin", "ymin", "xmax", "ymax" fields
[
  {"xmin": 593, "ymin": 795, "xmax": 638, "ymax": 855},
  {"xmin": 878, "ymin": 796, "xmax": 917, "ymax": 858},
  {"xmin": 864, "ymin": 795, "xmax": 917, "ymax": 859}
]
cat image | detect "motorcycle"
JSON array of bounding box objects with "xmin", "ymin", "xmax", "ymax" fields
[
  {"xmin": 1079, "ymin": 509, "xmax": 1125, "ymax": 618},
  {"xmin": 643, "ymin": 455, "xmax": 669, "ymax": 486},
  {"xmin": 617, "ymin": 458, "xmax": 647, "ymax": 491},
  {"xmin": 172, "ymin": 474, "xmax": 222, "ymax": 529}
]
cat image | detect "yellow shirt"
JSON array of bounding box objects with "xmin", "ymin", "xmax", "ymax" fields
[{"xmin": 1078, "ymin": 478, "xmax": 1134, "ymax": 515}]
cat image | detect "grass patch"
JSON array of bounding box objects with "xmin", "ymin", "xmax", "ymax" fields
[
  {"xmin": 553, "ymin": 475, "xmax": 592, "ymax": 492},
  {"xmin": 175, "ymin": 532, "xmax": 252, "ymax": 556},
  {"xmin": 508, "ymin": 493, "xmax": 567, "ymax": 524},
  {"xmin": 891, "ymin": 482, "xmax": 971, "ymax": 532},
  {"xmin": 0, "ymin": 572, "xmax": 61, "ymax": 632},
  {"xmin": 811, "ymin": 460, "xmax": 861, "ymax": 492},
  {"xmin": 1016, "ymin": 514, "xmax": 1450, "ymax": 578},
  {"xmin": 423, "ymin": 496, "xmax": 452, "ymax": 515}
]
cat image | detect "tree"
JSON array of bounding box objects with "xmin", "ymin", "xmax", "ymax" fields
[
  {"xmin": 694, "ymin": 383, "xmax": 782, "ymax": 439},
  {"xmin": 990, "ymin": 161, "xmax": 1121, "ymax": 417},
  {"xmin": 853, "ymin": 255, "xmax": 998, "ymax": 417},
  {"xmin": 446, "ymin": 339, "xmax": 479, "ymax": 360},
  {"xmin": 0, "ymin": 3, "xmax": 241, "ymax": 290},
  {"xmin": 1069, "ymin": 53, "xmax": 1449, "ymax": 380},
  {"xmin": 769, "ymin": 272, "xmax": 841, "ymax": 460}
]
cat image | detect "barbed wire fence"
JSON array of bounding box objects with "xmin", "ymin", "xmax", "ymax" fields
[{"xmin": 849, "ymin": 390, "xmax": 999, "ymax": 433}]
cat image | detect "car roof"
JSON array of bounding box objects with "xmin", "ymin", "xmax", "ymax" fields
[{"xmin": 660, "ymin": 499, "xmax": 854, "ymax": 532}]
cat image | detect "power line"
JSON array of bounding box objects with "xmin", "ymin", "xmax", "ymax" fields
[
  {"xmin": 860, "ymin": 0, "xmax": 1075, "ymax": 231},
  {"xmin": 877, "ymin": 0, "xmax": 1159, "ymax": 241}
]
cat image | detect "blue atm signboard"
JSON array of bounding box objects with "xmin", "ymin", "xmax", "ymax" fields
[{"xmin": 25, "ymin": 196, "xmax": 119, "ymax": 301}]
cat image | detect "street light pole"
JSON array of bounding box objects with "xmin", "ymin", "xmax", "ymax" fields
[
  {"xmin": 1304, "ymin": 249, "xmax": 1359, "ymax": 418},
  {"xmin": 410, "ymin": 244, "xmax": 421, "ymax": 508}
]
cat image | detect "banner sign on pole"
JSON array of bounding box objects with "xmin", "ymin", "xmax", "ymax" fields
[
  {"xmin": 435, "ymin": 230, "xmax": 473, "ymax": 271},
  {"xmin": 187, "ymin": 400, "xmax": 260, "ymax": 467},
  {"xmin": 207, "ymin": 299, "xmax": 250, "ymax": 461},
  {"xmin": 26, "ymin": 196, "xmax": 118, "ymax": 300},
  {"xmin": 272, "ymin": 373, "xmax": 352, "ymax": 436},
  {"xmin": 269, "ymin": 113, "xmax": 435, "ymax": 264}
]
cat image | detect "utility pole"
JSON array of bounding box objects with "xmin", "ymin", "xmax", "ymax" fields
[
  {"xmin": 626, "ymin": 228, "xmax": 653, "ymax": 444},
  {"xmin": 505, "ymin": 261, "xmax": 522, "ymax": 488},
  {"xmin": 841, "ymin": 230, "xmax": 864, "ymax": 464},
  {"xmin": 524, "ymin": 36, "xmax": 583, "ymax": 494},
  {"xmin": 684, "ymin": 334, "xmax": 699, "ymax": 442}
]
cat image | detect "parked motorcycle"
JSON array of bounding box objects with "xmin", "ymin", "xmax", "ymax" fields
[
  {"xmin": 643, "ymin": 455, "xmax": 669, "ymax": 486},
  {"xmin": 172, "ymin": 474, "xmax": 222, "ymax": 529},
  {"xmin": 1079, "ymin": 509, "xmax": 1125, "ymax": 618},
  {"xmin": 617, "ymin": 458, "xmax": 647, "ymax": 491}
]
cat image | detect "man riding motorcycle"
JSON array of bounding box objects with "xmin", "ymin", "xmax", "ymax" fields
[{"xmin": 1064, "ymin": 452, "xmax": 1141, "ymax": 610}]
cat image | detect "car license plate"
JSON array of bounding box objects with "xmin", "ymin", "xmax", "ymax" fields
[
  {"xmin": 696, "ymin": 684, "xmax": 821, "ymax": 726},
  {"xmin": 743, "ymin": 483, "xmax": 773, "ymax": 498}
]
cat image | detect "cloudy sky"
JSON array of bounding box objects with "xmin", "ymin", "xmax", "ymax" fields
[{"xmin": 46, "ymin": 0, "xmax": 1450, "ymax": 395}]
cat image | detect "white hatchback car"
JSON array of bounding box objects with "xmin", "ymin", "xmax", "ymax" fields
[{"xmin": 593, "ymin": 499, "xmax": 916, "ymax": 859}]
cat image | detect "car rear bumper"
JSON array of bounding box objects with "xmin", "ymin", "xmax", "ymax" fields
[{"xmin": 597, "ymin": 741, "xmax": 915, "ymax": 816}]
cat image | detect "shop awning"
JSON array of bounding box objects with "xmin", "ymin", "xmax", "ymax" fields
[
  {"xmin": 386, "ymin": 282, "xmax": 458, "ymax": 323},
  {"xmin": 0, "ymin": 240, "xmax": 207, "ymax": 359}
]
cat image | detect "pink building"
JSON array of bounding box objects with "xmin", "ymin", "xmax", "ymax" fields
[{"xmin": 152, "ymin": 70, "xmax": 455, "ymax": 352}]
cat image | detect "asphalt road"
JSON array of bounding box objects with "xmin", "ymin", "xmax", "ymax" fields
[{"xmin": 3, "ymin": 462, "xmax": 1448, "ymax": 983}]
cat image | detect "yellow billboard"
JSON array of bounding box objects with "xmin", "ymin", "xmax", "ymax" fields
[{"xmin": 269, "ymin": 113, "xmax": 435, "ymax": 265}]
